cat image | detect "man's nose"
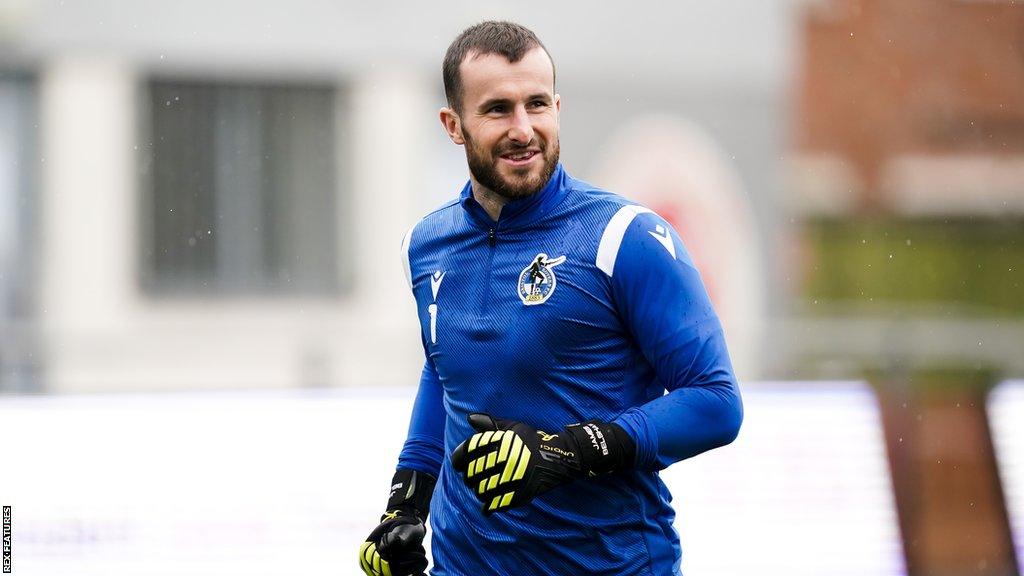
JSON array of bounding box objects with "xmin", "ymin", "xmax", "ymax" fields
[{"xmin": 507, "ymin": 105, "xmax": 534, "ymax": 144}]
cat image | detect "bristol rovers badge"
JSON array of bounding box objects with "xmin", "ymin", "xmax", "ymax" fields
[{"xmin": 517, "ymin": 253, "xmax": 566, "ymax": 305}]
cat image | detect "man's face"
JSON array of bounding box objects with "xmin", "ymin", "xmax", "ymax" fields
[{"xmin": 444, "ymin": 47, "xmax": 560, "ymax": 200}]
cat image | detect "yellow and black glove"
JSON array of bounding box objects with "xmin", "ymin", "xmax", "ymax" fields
[
  {"xmin": 358, "ymin": 468, "xmax": 436, "ymax": 576},
  {"xmin": 450, "ymin": 412, "xmax": 635, "ymax": 515}
]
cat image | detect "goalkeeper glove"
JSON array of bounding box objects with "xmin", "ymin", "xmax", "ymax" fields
[
  {"xmin": 450, "ymin": 412, "xmax": 635, "ymax": 515},
  {"xmin": 358, "ymin": 468, "xmax": 436, "ymax": 576}
]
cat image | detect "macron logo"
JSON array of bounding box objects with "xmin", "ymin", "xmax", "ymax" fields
[
  {"xmin": 648, "ymin": 225, "xmax": 676, "ymax": 259},
  {"xmin": 431, "ymin": 270, "xmax": 446, "ymax": 300}
]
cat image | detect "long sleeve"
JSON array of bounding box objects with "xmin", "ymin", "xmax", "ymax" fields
[
  {"xmin": 396, "ymin": 356, "xmax": 447, "ymax": 477},
  {"xmin": 608, "ymin": 210, "xmax": 743, "ymax": 470}
]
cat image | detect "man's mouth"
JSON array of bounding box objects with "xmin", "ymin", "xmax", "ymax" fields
[{"xmin": 500, "ymin": 149, "xmax": 540, "ymax": 166}]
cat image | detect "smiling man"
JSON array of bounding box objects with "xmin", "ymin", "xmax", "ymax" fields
[
  {"xmin": 440, "ymin": 43, "xmax": 560, "ymax": 217},
  {"xmin": 358, "ymin": 21, "xmax": 743, "ymax": 576}
]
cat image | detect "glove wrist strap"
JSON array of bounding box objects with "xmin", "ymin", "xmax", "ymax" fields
[
  {"xmin": 563, "ymin": 421, "xmax": 636, "ymax": 475},
  {"xmin": 384, "ymin": 468, "xmax": 437, "ymax": 522}
]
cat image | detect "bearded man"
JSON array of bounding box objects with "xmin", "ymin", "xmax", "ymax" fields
[{"xmin": 359, "ymin": 20, "xmax": 743, "ymax": 576}]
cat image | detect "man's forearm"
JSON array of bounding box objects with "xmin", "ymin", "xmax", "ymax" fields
[
  {"xmin": 614, "ymin": 374, "xmax": 742, "ymax": 471},
  {"xmin": 396, "ymin": 358, "xmax": 446, "ymax": 476}
]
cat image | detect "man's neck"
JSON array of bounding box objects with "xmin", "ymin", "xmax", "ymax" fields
[{"xmin": 470, "ymin": 178, "xmax": 507, "ymax": 222}]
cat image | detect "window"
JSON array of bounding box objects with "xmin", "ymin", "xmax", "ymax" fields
[
  {"xmin": 0, "ymin": 72, "xmax": 39, "ymax": 391},
  {"xmin": 141, "ymin": 79, "xmax": 342, "ymax": 296}
]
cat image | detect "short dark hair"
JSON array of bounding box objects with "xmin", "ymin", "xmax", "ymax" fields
[{"xmin": 443, "ymin": 21, "xmax": 555, "ymax": 113}]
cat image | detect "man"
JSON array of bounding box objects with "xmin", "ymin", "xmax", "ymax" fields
[{"xmin": 359, "ymin": 21, "xmax": 742, "ymax": 576}]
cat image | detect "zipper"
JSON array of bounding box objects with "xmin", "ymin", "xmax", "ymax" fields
[{"xmin": 481, "ymin": 228, "xmax": 497, "ymax": 315}]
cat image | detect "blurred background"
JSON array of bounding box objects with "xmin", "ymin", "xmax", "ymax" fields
[{"xmin": 0, "ymin": 0, "xmax": 1022, "ymax": 574}]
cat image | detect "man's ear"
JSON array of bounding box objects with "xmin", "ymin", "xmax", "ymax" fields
[{"xmin": 439, "ymin": 107, "xmax": 465, "ymax": 145}]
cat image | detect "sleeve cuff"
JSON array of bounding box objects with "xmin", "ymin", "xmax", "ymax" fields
[{"xmin": 612, "ymin": 407, "xmax": 660, "ymax": 470}]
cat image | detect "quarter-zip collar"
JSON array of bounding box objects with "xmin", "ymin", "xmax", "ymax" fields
[{"xmin": 459, "ymin": 163, "xmax": 568, "ymax": 231}]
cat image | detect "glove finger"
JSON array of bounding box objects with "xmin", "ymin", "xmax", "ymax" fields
[
  {"xmin": 379, "ymin": 545, "xmax": 427, "ymax": 576},
  {"xmin": 359, "ymin": 541, "xmax": 387, "ymax": 576},
  {"xmin": 380, "ymin": 521, "xmax": 426, "ymax": 553},
  {"xmin": 452, "ymin": 414, "xmax": 499, "ymax": 472},
  {"xmin": 451, "ymin": 438, "xmax": 471, "ymax": 471},
  {"xmin": 467, "ymin": 412, "xmax": 499, "ymax": 432}
]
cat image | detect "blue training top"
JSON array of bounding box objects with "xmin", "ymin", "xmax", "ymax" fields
[{"xmin": 397, "ymin": 164, "xmax": 743, "ymax": 576}]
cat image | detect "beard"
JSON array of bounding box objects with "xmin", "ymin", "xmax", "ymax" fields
[{"xmin": 463, "ymin": 129, "xmax": 560, "ymax": 201}]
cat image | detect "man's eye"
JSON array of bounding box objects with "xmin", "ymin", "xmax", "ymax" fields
[
  {"xmin": 529, "ymin": 101, "xmax": 548, "ymax": 109},
  {"xmin": 488, "ymin": 105, "xmax": 506, "ymax": 114}
]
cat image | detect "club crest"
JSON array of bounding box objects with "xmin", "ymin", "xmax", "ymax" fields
[{"xmin": 517, "ymin": 253, "xmax": 566, "ymax": 306}]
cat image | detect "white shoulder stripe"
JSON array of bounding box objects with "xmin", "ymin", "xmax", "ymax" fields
[
  {"xmin": 596, "ymin": 205, "xmax": 653, "ymax": 276},
  {"xmin": 400, "ymin": 225, "xmax": 415, "ymax": 290}
]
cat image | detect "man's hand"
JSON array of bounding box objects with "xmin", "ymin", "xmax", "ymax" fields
[
  {"xmin": 358, "ymin": 511, "xmax": 427, "ymax": 576},
  {"xmin": 359, "ymin": 468, "xmax": 436, "ymax": 576},
  {"xmin": 450, "ymin": 413, "xmax": 635, "ymax": 515}
]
